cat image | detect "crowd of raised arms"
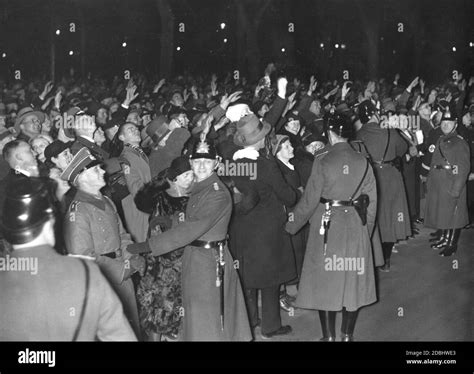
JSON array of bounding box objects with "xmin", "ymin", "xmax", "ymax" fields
[{"xmin": 0, "ymin": 63, "xmax": 473, "ymax": 341}]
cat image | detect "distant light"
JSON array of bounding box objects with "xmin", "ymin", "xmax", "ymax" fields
[
  {"xmin": 393, "ymin": 50, "xmax": 396, "ymax": 54},
  {"xmin": 470, "ymin": 42, "xmax": 473, "ymax": 47},
  {"xmin": 223, "ymin": 38, "xmax": 228, "ymax": 43},
  {"xmin": 69, "ymin": 50, "xmax": 74, "ymax": 56},
  {"xmin": 320, "ymin": 43, "xmax": 324, "ymax": 48},
  {"xmin": 176, "ymin": 46, "xmax": 181, "ymax": 51},
  {"xmin": 122, "ymin": 42, "xmax": 127, "ymax": 48},
  {"xmin": 220, "ymin": 23, "xmax": 226, "ymax": 30},
  {"xmin": 2, "ymin": 53, "xmax": 6, "ymax": 58},
  {"xmin": 55, "ymin": 29, "xmax": 60, "ymax": 35},
  {"xmin": 335, "ymin": 44, "xmax": 339, "ymax": 49},
  {"xmin": 341, "ymin": 44, "xmax": 346, "ymax": 49},
  {"xmin": 380, "ymin": 37, "xmax": 384, "ymax": 41},
  {"xmin": 452, "ymin": 46, "xmax": 456, "ymax": 52},
  {"xmin": 281, "ymin": 47, "xmax": 286, "ymax": 52}
]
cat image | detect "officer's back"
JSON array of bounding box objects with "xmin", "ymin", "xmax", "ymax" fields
[{"xmin": 0, "ymin": 178, "xmax": 136, "ymax": 341}]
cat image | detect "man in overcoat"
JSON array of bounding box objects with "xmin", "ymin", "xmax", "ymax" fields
[
  {"xmin": 355, "ymin": 100, "xmax": 411, "ymax": 271},
  {"xmin": 425, "ymin": 108, "xmax": 470, "ymax": 256},
  {"xmin": 127, "ymin": 137, "xmax": 252, "ymax": 341},
  {"xmin": 286, "ymin": 114, "xmax": 378, "ymax": 342}
]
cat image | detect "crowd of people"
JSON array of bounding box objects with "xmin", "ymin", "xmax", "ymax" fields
[{"xmin": 0, "ymin": 64, "xmax": 473, "ymax": 341}]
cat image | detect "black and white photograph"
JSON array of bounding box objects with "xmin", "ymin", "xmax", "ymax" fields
[{"xmin": 0, "ymin": 0, "xmax": 472, "ymax": 369}]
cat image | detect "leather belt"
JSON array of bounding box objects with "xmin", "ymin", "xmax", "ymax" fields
[
  {"xmin": 189, "ymin": 239, "xmax": 227, "ymax": 249},
  {"xmin": 320, "ymin": 197, "xmax": 354, "ymax": 207},
  {"xmin": 433, "ymin": 164, "xmax": 453, "ymax": 170},
  {"xmin": 373, "ymin": 159, "xmax": 395, "ymax": 166}
]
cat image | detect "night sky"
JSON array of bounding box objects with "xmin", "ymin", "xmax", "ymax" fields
[{"xmin": 0, "ymin": 0, "xmax": 472, "ymax": 82}]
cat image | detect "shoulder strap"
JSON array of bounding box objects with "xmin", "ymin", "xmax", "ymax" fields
[
  {"xmin": 72, "ymin": 259, "xmax": 90, "ymax": 341},
  {"xmin": 349, "ymin": 160, "xmax": 369, "ymax": 201},
  {"xmin": 381, "ymin": 128, "xmax": 391, "ymax": 162}
]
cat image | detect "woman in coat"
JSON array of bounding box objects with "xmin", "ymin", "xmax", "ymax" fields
[
  {"xmin": 134, "ymin": 156, "xmax": 194, "ymax": 341},
  {"xmin": 127, "ymin": 137, "xmax": 251, "ymax": 341},
  {"xmin": 229, "ymin": 114, "xmax": 297, "ymax": 339},
  {"xmin": 273, "ymin": 135, "xmax": 306, "ymax": 310}
]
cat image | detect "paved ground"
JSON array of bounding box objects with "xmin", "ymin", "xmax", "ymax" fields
[{"xmin": 254, "ymin": 224, "xmax": 473, "ymax": 341}]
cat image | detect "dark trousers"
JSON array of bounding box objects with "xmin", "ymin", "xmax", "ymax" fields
[{"xmin": 244, "ymin": 285, "xmax": 281, "ymax": 335}]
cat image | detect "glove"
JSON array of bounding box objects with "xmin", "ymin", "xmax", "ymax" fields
[{"xmin": 127, "ymin": 241, "xmax": 152, "ymax": 255}]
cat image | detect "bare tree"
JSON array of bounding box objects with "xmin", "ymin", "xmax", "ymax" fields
[
  {"xmin": 235, "ymin": 0, "xmax": 271, "ymax": 81},
  {"xmin": 155, "ymin": 0, "xmax": 175, "ymax": 78}
]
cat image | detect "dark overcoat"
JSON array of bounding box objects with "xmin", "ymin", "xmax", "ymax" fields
[
  {"xmin": 356, "ymin": 122, "xmax": 412, "ymax": 242},
  {"xmin": 229, "ymin": 153, "xmax": 298, "ymax": 289},
  {"xmin": 424, "ymin": 132, "xmax": 470, "ymax": 229},
  {"xmin": 286, "ymin": 142, "xmax": 378, "ymax": 312}
]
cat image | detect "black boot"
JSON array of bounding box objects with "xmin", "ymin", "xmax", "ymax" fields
[
  {"xmin": 341, "ymin": 309, "xmax": 358, "ymax": 342},
  {"xmin": 380, "ymin": 242, "xmax": 393, "ymax": 272},
  {"xmin": 439, "ymin": 229, "xmax": 460, "ymax": 257},
  {"xmin": 429, "ymin": 229, "xmax": 442, "ymax": 242},
  {"xmin": 431, "ymin": 230, "xmax": 449, "ymax": 250},
  {"xmin": 318, "ymin": 310, "xmax": 336, "ymax": 341}
]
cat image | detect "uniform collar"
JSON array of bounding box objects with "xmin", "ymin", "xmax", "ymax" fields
[
  {"xmin": 441, "ymin": 130, "xmax": 458, "ymax": 141},
  {"xmin": 191, "ymin": 172, "xmax": 220, "ymax": 195},
  {"xmin": 74, "ymin": 189, "xmax": 106, "ymax": 210}
]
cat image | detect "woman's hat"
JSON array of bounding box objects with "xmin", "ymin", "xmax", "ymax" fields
[
  {"xmin": 167, "ymin": 155, "xmax": 191, "ymax": 181},
  {"xmin": 271, "ymin": 134, "xmax": 289, "ymax": 156},
  {"xmin": 233, "ymin": 114, "xmax": 271, "ymax": 147}
]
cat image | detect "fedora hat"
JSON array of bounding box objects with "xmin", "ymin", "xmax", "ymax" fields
[
  {"xmin": 14, "ymin": 107, "xmax": 46, "ymax": 135},
  {"xmin": 233, "ymin": 114, "xmax": 271, "ymax": 147}
]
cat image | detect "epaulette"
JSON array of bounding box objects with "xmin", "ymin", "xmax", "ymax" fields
[{"xmin": 315, "ymin": 150, "xmax": 329, "ymax": 159}]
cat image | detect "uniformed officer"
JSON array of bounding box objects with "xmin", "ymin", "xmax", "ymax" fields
[
  {"xmin": 127, "ymin": 136, "xmax": 252, "ymax": 341},
  {"xmin": 286, "ymin": 114, "xmax": 378, "ymax": 342},
  {"xmin": 425, "ymin": 108, "xmax": 470, "ymax": 256},
  {"xmin": 355, "ymin": 100, "xmax": 412, "ymax": 271},
  {"xmin": 0, "ymin": 178, "xmax": 136, "ymax": 341},
  {"xmin": 61, "ymin": 147, "xmax": 143, "ymax": 337}
]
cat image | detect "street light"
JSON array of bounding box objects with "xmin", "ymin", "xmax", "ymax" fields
[
  {"xmin": 469, "ymin": 42, "xmax": 473, "ymax": 47},
  {"xmin": 220, "ymin": 23, "xmax": 226, "ymax": 30},
  {"xmin": 177, "ymin": 46, "xmax": 181, "ymax": 51},
  {"xmin": 341, "ymin": 44, "xmax": 346, "ymax": 49},
  {"xmin": 281, "ymin": 47, "xmax": 286, "ymax": 52},
  {"xmin": 55, "ymin": 29, "xmax": 60, "ymax": 35},
  {"xmin": 452, "ymin": 46, "xmax": 456, "ymax": 52},
  {"xmin": 335, "ymin": 44, "xmax": 339, "ymax": 49},
  {"xmin": 223, "ymin": 38, "xmax": 228, "ymax": 43},
  {"xmin": 69, "ymin": 50, "xmax": 74, "ymax": 56},
  {"xmin": 122, "ymin": 42, "xmax": 127, "ymax": 48},
  {"xmin": 320, "ymin": 43, "xmax": 324, "ymax": 48},
  {"xmin": 1, "ymin": 53, "xmax": 6, "ymax": 58}
]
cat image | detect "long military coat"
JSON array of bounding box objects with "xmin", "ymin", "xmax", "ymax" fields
[
  {"xmin": 63, "ymin": 190, "xmax": 140, "ymax": 337},
  {"xmin": 424, "ymin": 131, "xmax": 470, "ymax": 229},
  {"xmin": 356, "ymin": 122, "xmax": 412, "ymax": 242},
  {"xmin": 286, "ymin": 142, "xmax": 378, "ymax": 312},
  {"xmin": 142, "ymin": 173, "xmax": 252, "ymax": 341}
]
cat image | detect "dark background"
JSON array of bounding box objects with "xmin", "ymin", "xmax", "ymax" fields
[{"xmin": 0, "ymin": 0, "xmax": 472, "ymax": 83}]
